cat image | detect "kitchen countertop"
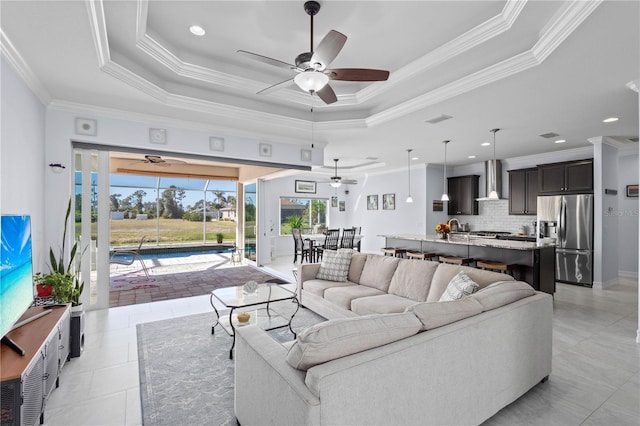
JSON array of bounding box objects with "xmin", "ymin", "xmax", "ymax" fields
[{"xmin": 380, "ymin": 234, "xmax": 556, "ymax": 251}]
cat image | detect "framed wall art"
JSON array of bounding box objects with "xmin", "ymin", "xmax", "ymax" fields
[
  {"xmin": 295, "ymin": 180, "xmax": 316, "ymax": 194},
  {"xmin": 339, "ymin": 201, "xmax": 345, "ymax": 212},
  {"xmin": 382, "ymin": 193, "xmax": 395, "ymax": 210},
  {"xmin": 367, "ymin": 195, "xmax": 378, "ymax": 210},
  {"xmin": 331, "ymin": 196, "xmax": 338, "ymax": 207}
]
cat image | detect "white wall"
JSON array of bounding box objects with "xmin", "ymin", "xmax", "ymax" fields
[
  {"xmin": 1, "ymin": 60, "xmax": 47, "ymax": 271},
  {"xmin": 618, "ymin": 153, "xmax": 639, "ymax": 276}
]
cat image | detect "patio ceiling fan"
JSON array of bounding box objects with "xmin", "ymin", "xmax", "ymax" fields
[
  {"xmin": 237, "ymin": 1, "xmax": 390, "ymax": 104},
  {"xmin": 129, "ymin": 155, "xmax": 186, "ymax": 167},
  {"xmin": 319, "ymin": 158, "xmax": 358, "ymax": 187}
]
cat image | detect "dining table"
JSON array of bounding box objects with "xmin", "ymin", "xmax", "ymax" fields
[{"xmin": 302, "ymin": 233, "xmax": 364, "ymax": 252}]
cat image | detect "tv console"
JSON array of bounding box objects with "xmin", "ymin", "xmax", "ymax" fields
[{"xmin": 1, "ymin": 305, "xmax": 71, "ymax": 426}]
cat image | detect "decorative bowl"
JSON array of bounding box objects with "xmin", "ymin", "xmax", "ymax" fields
[{"xmin": 237, "ymin": 312, "xmax": 250, "ymax": 323}]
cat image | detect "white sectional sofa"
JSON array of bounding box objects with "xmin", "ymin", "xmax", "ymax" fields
[{"xmin": 235, "ymin": 251, "xmax": 553, "ymax": 425}]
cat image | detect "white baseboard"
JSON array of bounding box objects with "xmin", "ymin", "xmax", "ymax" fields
[
  {"xmin": 619, "ymin": 270, "xmax": 639, "ymax": 278},
  {"xmin": 592, "ymin": 277, "xmax": 619, "ymax": 290}
]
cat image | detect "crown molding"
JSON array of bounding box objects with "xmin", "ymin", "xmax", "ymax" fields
[
  {"xmin": 0, "ymin": 29, "xmax": 52, "ymax": 105},
  {"xmin": 364, "ymin": 0, "xmax": 601, "ymax": 128},
  {"xmin": 84, "ymin": 0, "xmax": 601, "ymax": 133},
  {"xmin": 358, "ymin": 0, "xmax": 527, "ymax": 103}
]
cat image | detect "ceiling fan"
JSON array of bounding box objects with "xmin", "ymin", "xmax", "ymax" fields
[
  {"xmin": 129, "ymin": 155, "xmax": 186, "ymax": 167},
  {"xmin": 237, "ymin": 1, "xmax": 390, "ymax": 104},
  {"xmin": 320, "ymin": 158, "xmax": 358, "ymax": 187}
]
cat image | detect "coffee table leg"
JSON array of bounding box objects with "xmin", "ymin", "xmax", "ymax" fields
[
  {"xmin": 288, "ymin": 296, "xmax": 301, "ymax": 338},
  {"xmin": 210, "ymin": 293, "xmax": 220, "ymax": 334},
  {"xmin": 229, "ymin": 307, "xmax": 236, "ymax": 359}
]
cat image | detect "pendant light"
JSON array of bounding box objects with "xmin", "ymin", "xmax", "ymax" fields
[
  {"xmin": 441, "ymin": 140, "xmax": 450, "ymax": 201},
  {"xmin": 406, "ymin": 149, "xmax": 413, "ymax": 203},
  {"xmin": 488, "ymin": 129, "xmax": 500, "ymax": 200}
]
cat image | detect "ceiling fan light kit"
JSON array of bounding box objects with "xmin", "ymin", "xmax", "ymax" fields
[
  {"xmin": 238, "ymin": 0, "xmax": 389, "ymax": 104},
  {"xmin": 294, "ymin": 71, "xmax": 329, "ymax": 93}
]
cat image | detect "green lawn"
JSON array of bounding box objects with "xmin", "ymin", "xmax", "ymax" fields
[{"xmin": 77, "ymin": 218, "xmax": 238, "ymax": 246}]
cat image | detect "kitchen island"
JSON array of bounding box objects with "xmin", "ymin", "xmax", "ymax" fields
[{"xmin": 380, "ymin": 234, "xmax": 555, "ymax": 294}]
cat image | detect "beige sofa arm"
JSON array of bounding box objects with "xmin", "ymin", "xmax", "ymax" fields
[
  {"xmin": 235, "ymin": 326, "xmax": 320, "ymax": 425},
  {"xmin": 297, "ymin": 263, "xmax": 321, "ymax": 294}
]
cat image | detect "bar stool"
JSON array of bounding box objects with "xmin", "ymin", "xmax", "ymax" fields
[
  {"xmin": 476, "ymin": 260, "xmax": 518, "ymax": 276},
  {"xmin": 381, "ymin": 247, "xmax": 407, "ymax": 258},
  {"xmin": 406, "ymin": 251, "xmax": 436, "ymax": 261},
  {"xmin": 439, "ymin": 255, "xmax": 473, "ymax": 266}
]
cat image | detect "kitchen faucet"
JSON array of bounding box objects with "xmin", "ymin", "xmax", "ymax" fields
[{"xmin": 447, "ymin": 218, "xmax": 461, "ymax": 232}]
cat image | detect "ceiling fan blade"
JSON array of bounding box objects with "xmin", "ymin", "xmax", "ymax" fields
[
  {"xmin": 327, "ymin": 68, "xmax": 390, "ymax": 81},
  {"xmin": 311, "ymin": 30, "xmax": 347, "ymax": 68},
  {"xmin": 237, "ymin": 50, "xmax": 297, "ymax": 70},
  {"xmin": 341, "ymin": 179, "xmax": 358, "ymax": 185},
  {"xmin": 257, "ymin": 78, "xmax": 295, "ymax": 95},
  {"xmin": 316, "ymin": 83, "xmax": 338, "ymax": 104}
]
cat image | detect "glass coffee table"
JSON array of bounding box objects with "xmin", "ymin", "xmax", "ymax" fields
[{"xmin": 210, "ymin": 283, "xmax": 300, "ymax": 359}]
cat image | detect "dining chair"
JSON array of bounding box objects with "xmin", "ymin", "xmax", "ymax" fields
[
  {"xmin": 340, "ymin": 228, "xmax": 356, "ymax": 250},
  {"xmin": 109, "ymin": 236, "xmax": 150, "ymax": 279},
  {"xmin": 314, "ymin": 229, "xmax": 340, "ymax": 261},
  {"xmin": 292, "ymin": 228, "xmax": 313, "ymax": 263}
]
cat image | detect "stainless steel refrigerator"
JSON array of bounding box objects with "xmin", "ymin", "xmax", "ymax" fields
[{"xmin": 537, "ymin": 194, "xmax": 593, "ymax": 286}]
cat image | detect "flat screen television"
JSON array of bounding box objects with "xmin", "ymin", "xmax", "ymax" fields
[{"xmin": 1, "ymin": 215, "xmax": 36, "ymax": 352}]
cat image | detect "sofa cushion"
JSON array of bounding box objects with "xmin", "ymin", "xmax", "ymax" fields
[
  {"xmin": 348, "ymin": 252, "xmax": 368, "ymax": 284},
  {"xmin": 470, "ymin": 280, "xmax": 536, "ymax": 311},
  {"xmin": 316, "ymin": 249, "xmax": 353, "ymax": 282},
  {"xmin": 405, "ymin": 298, "xmax": 483, "ymax": 331},
  {"xmin": 302, "ymin": 279, "xmax": 357, "ymax": 297},
  {"xmin": 439, "ymin": 271, "xmax": 479, "ymax": 301},
  {"xmin": 388, "ymin": 259, "xmax": 438, "ymax": 302},
  {"xmin": 286, "ymin": 312, "xmax": 422, "ymax": 371},
  {"xmin": 351, "ymin": 294, "xmax": 418, "ymax": 316},
  {"xmin": 324, "ymin": 285, "xmax": 386, "ymax": 310},
  {"xmin": 358, "ymin": 254, "xmax": 400, "ymax": 292},
  {"xmin": 426, "ymin": 263, "xmax": 514, "ymax": 302}
]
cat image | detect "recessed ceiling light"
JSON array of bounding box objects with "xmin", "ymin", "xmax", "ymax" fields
[
  {"xmin": 554, "ymin": 139, "xmax": 566, "ymax": 144},
  {"xmin": 603, "ymin": 117, "xmax": 619, "ymax": 123},
  {"xmin": 481, "ymin": 142, "xmax": 491, "ymax": 147},
  {"xmin": 468, "ymin": 155, "xmax": 476, "ymax": 159},
  {"xmin": 190, "ymin": 25, "xmax": 206, "ymax": 36}
]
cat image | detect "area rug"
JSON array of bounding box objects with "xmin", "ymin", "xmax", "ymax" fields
[
  {"xmin": 111, "ymin": 261, "xmax": 289, "ymax": 307},
  {"xmin": 137, "ymin": 305, "xmax": 325, "ymax": 426}
]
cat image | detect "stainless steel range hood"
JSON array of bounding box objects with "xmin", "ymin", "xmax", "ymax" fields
[{"xmin": 476, "ymin": 159, "xmax": 504, "ymax": 201}]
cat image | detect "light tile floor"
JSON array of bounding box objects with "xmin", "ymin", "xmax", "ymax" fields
[{"xmin": 43, "ymin": 257, "xmax": 639, "ymax": 425}]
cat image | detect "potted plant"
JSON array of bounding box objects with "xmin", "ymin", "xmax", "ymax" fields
[
  {"xmin": 34, "ymin": 199, "xmax": 84, "ymax": 305},
  {"xmin": 288, "ymin": 215, "xmax": 304, "ymax": 232},
  {"xmin": 216, "ymin": 232, "xmax": 224, "ymax": 244},
  {"xmin": 33, "ymin": 199, "xmax": 85, "ymax": 357}
]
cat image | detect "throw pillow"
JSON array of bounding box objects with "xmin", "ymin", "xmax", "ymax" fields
[
  {"xmin": 286, "ymin": 312, "xmax": 422, "ymax": 371},
  {"xmin": 316, "ymin": 249, "xmax": 353, "ymax": 282},
  {"xmin": 438, "ymin": 271, "xmax": 479, "ymax": 302}
]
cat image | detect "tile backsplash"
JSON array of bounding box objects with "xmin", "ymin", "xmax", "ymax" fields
[{"xmin": 452, "ymin": 200, "xmax": 537, "ymax": 235}]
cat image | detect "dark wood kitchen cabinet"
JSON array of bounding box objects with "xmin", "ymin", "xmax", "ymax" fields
[
  {"xmin": 447, "ymin": 175, "xmax": 479, "ymax": 215},
  {"xmin": 538, "ymin": 159, "xmax": 593, "ymax": 194},
  {"xmin": 509, "ymin": 168, "xmax": 538, "ymax": 215}
]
